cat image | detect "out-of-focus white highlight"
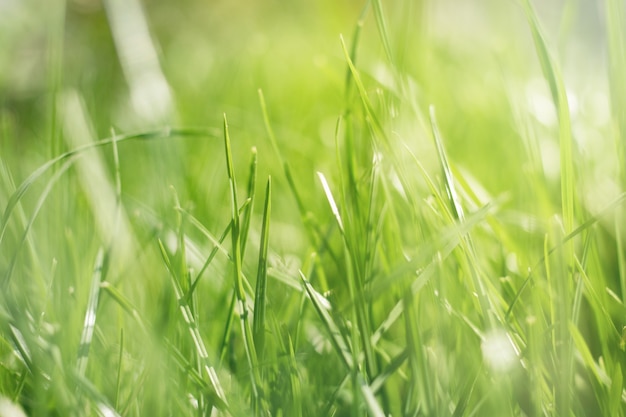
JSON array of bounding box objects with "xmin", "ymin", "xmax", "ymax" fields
[
  {"xmin": 482, "ymin": 329, "xmax": 518, "ymax": 373},
  {"xmin": 0, "ymin": 396, "xmax": 27, "ymax": 417},
  {"xmin": 104, "ymin": 0, "xmax": 173, "ymax": 123},
  {"xmin": 60, "ymin": 91, "xmax": 138, "ymax": 267}
]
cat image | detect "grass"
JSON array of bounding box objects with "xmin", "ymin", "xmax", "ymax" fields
[{"xmin": 1, "ymin": 0, "xmax": 626, "ymax": 415}]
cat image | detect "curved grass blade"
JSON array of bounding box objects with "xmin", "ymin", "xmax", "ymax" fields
[
  {"xmin": 0, "ymin": 127, "xmax": 218, "ymax": 246},
  {"xmin": 2, "ymin": 159, "xmax": 73, "ymax": 289}
]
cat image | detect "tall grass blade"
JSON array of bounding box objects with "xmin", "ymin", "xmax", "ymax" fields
[
  {"xmin": 520, "ymin": 0, "xmax": 576, "ymax": 235},
  {"xmin": 157, "ymin": 239, "xmax": 229, "ymax": 411},
  {"xmin": 610, "ymin": 364, "xmax": 624, "ymax": 417},
  {"xmin": 2, "ymin": 160, "xmax": 73, "ymax": 289},
  {"xmin": 299, "ymin": 271, "xmax": 353, "ymax": 369},
  {"xmin": 258, "ymin": 89, "xmax": 305, "ymax": 215},
  {"xmin": 317, "ymin": 172, "xmax": 345, "ymax": 235},
  {"xmin": 604, "ymin": 0, "xmax": 626, "ymax": 184},
  {"xmin": 222, "ymin": 114, "xmax": 262, "ymax": 409},
  {"xmin": 258, "ymin": 90, "xmax": 342, "ymax": 272},
  {"xmin": 430, "ymin": 106, "xmax": 464, "ymax": 221},
  {"xmin": 240, "ymin": 148, "xmax": 258, "ymax": 257},
  {"xmin": 114, "ymin": 329, "xmax": 123, "ymax": 410},
  {"xmin": 371, "ymin": 0, "xmax": 394, "ymax": 65},
  {"xmin": 357, "ymin": 374, "xmax": 385, "ymax": 417},
  {"xmin": 253, "ymin": 178, "xmax": 271, "ymax": 361},
  {"xmin": 343, "ymin": 2, "xmax": 370, "ymax": 97},
  {"xmin": 429, "ymin": 106, "xmax": 494, "ymax": 327},
  {"xmin": 76, "ymin": 248, "xmax": 105, "ymax": 378}
]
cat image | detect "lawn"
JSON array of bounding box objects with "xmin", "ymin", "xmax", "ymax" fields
[{"xmin": 1, "ymin": 0, "xmax": 626, "ymax": 416}]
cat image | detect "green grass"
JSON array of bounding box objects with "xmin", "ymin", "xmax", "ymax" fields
[{"xmin": 1, "ymin": 0, "xmax": 626, "ymax": 415}]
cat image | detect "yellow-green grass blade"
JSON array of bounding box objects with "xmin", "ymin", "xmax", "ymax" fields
[
  {"xmin": 343, "ymin": 2, "xmax": 370, "ymax": 98},
  {"xmin": 520, "ymin": 0, "xmax": 576, "ymax": 236},
  {"xmin": 371, "ymin": 0, "xmax": 394, "ymax": 65},
  {"xmin": 605, "ymin": 0, "xmax": 626, "ymax": 184}
]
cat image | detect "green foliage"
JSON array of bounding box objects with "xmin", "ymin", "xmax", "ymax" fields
[{"xmin": 1, "ymin": 0, "xmax": 625, "ymax": 415}]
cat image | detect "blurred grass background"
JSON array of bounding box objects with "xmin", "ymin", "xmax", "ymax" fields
[{"xmin": 1, "ymin": 0, "xmax": 625, "ymax": 415}]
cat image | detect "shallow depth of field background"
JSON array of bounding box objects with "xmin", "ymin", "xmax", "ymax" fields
[{"xmin": 1, "ymin": 0, "xmax": 625, "ymax": 416}]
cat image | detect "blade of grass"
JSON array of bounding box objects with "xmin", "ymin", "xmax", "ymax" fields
[
  {"xmin": 240, "ymin": 148, "xmax": 257, "ymax": 257},
  {"xmin": 253, "ymin": 177, "xmax": 271, "ymax": 361},
  {"xmin": 520, "ymin": 0, "xmax": 576, "ymax": 235},
  {"xmin": 605, "ymin": 0, "xmax": 626, "ymax": 186},
  {"xmin": 286, "ymin": 334, "xmax": 303, "ymax": 417},
  {"xmin": 157, "ymin": 239, "xmax": 229, "ymax": 410},
  {"xmin": 222, "ymin": 114, "xmax": 262, "ymax": 410},
  {"xmin": 114, "ymin": 329, "xmax": 123, "ymax": 410},
  {"xmin": 343, "ymin": 2, "xmax": 370, "ymax": 98},
  {"xmin": 318, "ymin": 170, "xmax": 379, "ymax": 382},
  {"xmin": 99, "ymin": 282, "xmax": 148, "ymax": 334},
  {"xmin": 72, "ymin": 371, "xmax": 122, "ymax": 417},
  {"xmin": 258, "ymin": 90, "xmax": 343, "ymax": 275},
  {"xmin": 2, "ymin": 159, "xmax": 73, "ymax": 289},
  {"xmin": 317, "ymin": 172, "xmax": 345, "ymax": 235},
  {"xmin": 76, "ymin": 248, "xmax": 105, "ymax": 378},
  {"xmin": 430, "ymin": 106, "xmax": 495, "ymax": 327},
  {"xmin": 1, "ymin": 126, "xmax": 219, "ymax": 246},
  {"xmin": 357, "ymin": 373, "xmax": 385, "ymax": 417},
  {"xmin": 506, "ymin": 192, "xmax": 626, "ymax": 319},
  {"xmin": 371, "ymin": 0, "xmax": 394, "ymax": 65},
  {"xmin": 610, "ymin": 364, "xmax": 624, "ymax": 417},
  {"xmin": 370, "ymin": 200, "xmax": 497, "ymax": 345},
  {"xmin": 299, "ymin": 271, "xmax": 353, "ymax": 370},
  {"xmin": 99, "ymin": 283, "xmax": 220, "ymax": 404},
  {"xmin": 258, "ymin": 90, "xmax": 304, "ymax": 216}
]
